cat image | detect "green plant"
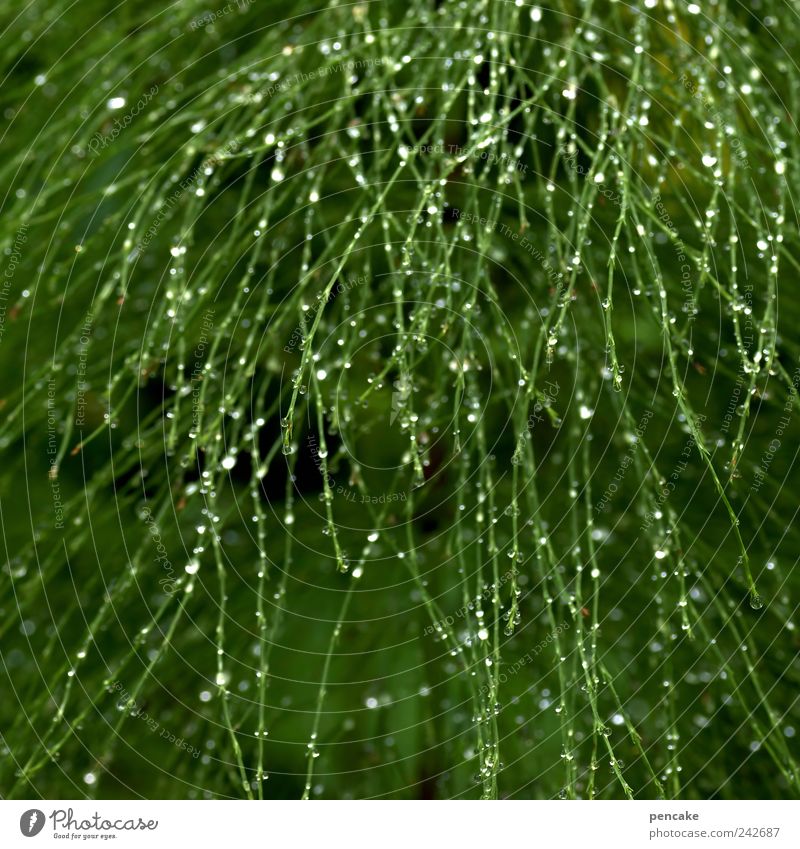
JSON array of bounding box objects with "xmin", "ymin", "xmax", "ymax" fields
[{"xmin": 1, "ymin": 0, "xmax": 799, "ymax": 800}]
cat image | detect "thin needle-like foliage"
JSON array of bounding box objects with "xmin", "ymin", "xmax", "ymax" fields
[{"xmin": 1, "ymin": 0, "xmax": 799, "ymax": 800}]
